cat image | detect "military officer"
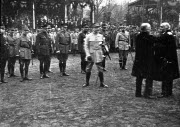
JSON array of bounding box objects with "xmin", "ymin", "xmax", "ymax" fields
[
  {"xmin": 83, "ymin": 24, "xmax": 108, "ymax": 88},
  {"xmin": 115, "ymin": 27, "xmax": 131, "ymax": 70},
  {"xmin": 155, "ymin": 22, "xmax": 180, "ymax": 97},
  {"xmin": 36, "ymin": 25, "xmax": 51, "ymax": 79},
  {"xmin": 46, "ymin": 25, "xmax": 53, "ymax": 73},
  {"xmin": 0, "ymin": 25, "xmax": 8, "ymax": 83},
  {"xmin": 55, "ymin": 25, "xmax": 71, "ymax": 76},
  {"xmin": 7, "ymin": 28, "xmax": 18, "ymax": 77},
  {"xmin": 16, "ymin": 26, "xmax": 32, "ymax": 82},
  {"xmin": 78, "ymin": 25, "xmax": 89, "ymax": 74}
]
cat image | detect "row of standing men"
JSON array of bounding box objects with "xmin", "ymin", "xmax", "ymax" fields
[{"xmin": 0, "ymin": 22, "xmax": 179, "ymax": 98}]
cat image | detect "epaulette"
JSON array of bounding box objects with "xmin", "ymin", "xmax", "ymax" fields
[{"xmin": 167, "ymin": 32, "xmax": 172, "ymax": 35}]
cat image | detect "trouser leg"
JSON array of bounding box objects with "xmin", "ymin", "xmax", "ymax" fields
[
  {"xmin": 122, "ymin": 51, "xmax": 128, "ymax": 69},
  {"xmin": 11, "ymin": 57, "xmax": 16, "ymax": 75},
  {"xmin": 102, "ymin": 57, "xmax": 106, "ymax": 69},
  {"xmin": 24, "ymin": 60, "xmax": 30, "ymax": 79},
  {"xmin": 144, "ymin": 78, "xmax": 153, "ymax": 97},
  {"xmin": 167, "ymin": 80, "xmax": 173, "ymax": 96},
  {"xmin": 8, "ymin": 58, "xmax": 11, "ymax": 75},
  {"xmin": 1, "ymin": 59, "xmax": 7, "ymax": 82},
  {"xmin": 39, "ymin": 60, "xmax": 44, "ymax": 74},
  {"xmin": 119, "ymin": 50, "xmax": 123, "ymax": 69},
  {"xmin": 135, "ymin": 76, "xmax": 143, "ymax": 97},
  {"xmin": 20, "ymin": 59, "xmax": 24, "ymax": 80},
  {"xmin": 161, "ymin": 81, "xmax": 167, "ymax": 96},
  {"xmin": 81, "ymin": 53, "xmax": 86, "ymax": 72},
  {"xmin": 86, "ymin": 72, "xmax": 91, "ymax": 85}
]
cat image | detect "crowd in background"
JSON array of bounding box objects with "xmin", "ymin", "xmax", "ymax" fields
[{"xmin": 2, "ymin": 25, "xmax": 180, "ymax": 57}]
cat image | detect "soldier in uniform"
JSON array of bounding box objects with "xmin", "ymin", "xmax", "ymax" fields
[
  {"xmin": 131, "ymin": 23, "xmax": 156, "ymax": 98},
  {"xmin": 16, "ymin": 26, "xmax": 32, "ymax": 82},
  {"xmin": 55, "ymin": 25, "xmax": 71, "ymax": 76},
  {"xmin": 83, "ymin": 24, "xmax": 108, "ymax": 88},
  {"xmin": 78, "ymin": 25, "xmax": 89, "ymax": 74},
  {"xmin": 115, "ymin": 27, "xmax": 131, "ymax": 70},
  {"xmin": 7, "ymin": 28, "xmax": 18, "ymax": 77},
  {"xmin": 154, "ymin": 22, "xmax": 180, "ymax": 98},
  {"xmin": 0, "ymin": 25, "xmax": 8, "ymax": 83},
  {"xmin": 36, "ymin": 25, "xmax": 51, "ymax": 79},
  {"xmin": 46, "ymin": 25, "xmax": 53, "ymax": 73}
]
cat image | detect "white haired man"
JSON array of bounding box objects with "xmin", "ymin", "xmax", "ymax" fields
[
  {"xmin": 154, "ymin": 22, "xmax": 179, "ymax": 98},
  {"xmin": 132, "ymin": 23, "xmax": 156, "ymax": 98}
]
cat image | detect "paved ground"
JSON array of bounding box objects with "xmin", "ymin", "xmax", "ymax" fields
[{"xmin": 0, "ymin": 50, "xmax": 180, "ymax": 127}]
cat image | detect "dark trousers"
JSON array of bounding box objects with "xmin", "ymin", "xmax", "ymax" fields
[
  {"xmin": 8, "ymin": 57, "xmax": 16, "ymax": 75},
  {"xmin": 162, "ymin": 80, "xmax": 173, "ymax": 96},
  {"xmin": 135, "ymin": 76, "xmax": 153, "ymax": 97},
  {"xmin": 80, "ymin": 52, "xmax": 87, "ymax": 72},
  {"xmin": 19, "ymin": 59, "xmax": 30, "ymax": 78},
  {"xmin": 118, "ymin": 50, "xmax": 128, "ymax": 68},
  {"xmin": 102, "ymin": 57, "xmax": 106, "ymax": 69},
  {"xmin": 58, "ymin": 53, "xmax": 68, "ymax": 73},
  {"xmin": 47, "ymin": 57, "xmax": 51, "ymax": 71},
  {"xmin": 0, "ymin": 57, "xmax": 7, "ymax": 81}
]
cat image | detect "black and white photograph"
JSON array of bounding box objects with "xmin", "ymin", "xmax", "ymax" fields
[{"xmin": 0, "ymin": 0, "xmax": 180, "ymax": 126}]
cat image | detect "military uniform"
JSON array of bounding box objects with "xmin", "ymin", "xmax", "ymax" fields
[
  {"xmin": 46, "ymin": 32, "xmax": 53, "ymax": 72},
  {"xmin": 115, "ymin": 30, "xmax": 130, "ymax": 69},
  {"xmin": 0, "ymin": 26, "xmax": 8, "ymax": 83},
  {"xmin": 83, "ymin": 28, "xmax": 108, "ymax": 88},
  {"xmin": 154, "ymin": 30, "xmax": 180, "ymax": 97},
  {"xmin": 36, "ymin": 29, "xmax": 50, "ymax": 78},
  {"xmin": 55, "ymin": 28, "xmax": 71, "ymax": 76},
  {"xmin": 7, "ymin": 29, "xmax": 19, "ymax": 77},
  {"xmin": 17, "ymin": 27, "xmax": 32, "ymax": 82}
]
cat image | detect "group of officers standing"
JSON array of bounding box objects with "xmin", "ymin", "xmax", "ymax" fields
[{"xmin": 0, "ymin": 22, "xmax": 179, "ymax": 98}]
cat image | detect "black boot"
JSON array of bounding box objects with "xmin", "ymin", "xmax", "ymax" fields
[
  {"xmin": 1, "ymin": 73, "xmax": 7, "ymax": 83},
  {"xmin": 122, "ymin": 59, "xmax": 127, "ymax": 70},
  {"xmin": 59, "ymin": 62, "xmax": 63, "ymax": 76},
  {"xmin": 81, "ymin": 61, "xmax": 86, "ymax": 74},
  {"xmin": 83, "ymin": 72, "xmax": 91, "ymax": 87},
  {"xmin": 62, "ymin": 62, "xmax": 69, "ymax": 76},
  {"xmin": 24, "ymin": 68, "xmax": 32, "ymax": 80},
  {"xmin": 20, "ymin": 66, "xmax": 24, "ymax": 82},
  {"xmin": 99, "ymin": 72, "xmax": 108, "ymax": 88},
  {"xmin": 119, "ymin": 60, "xmax": 123, "ymax": 69}
]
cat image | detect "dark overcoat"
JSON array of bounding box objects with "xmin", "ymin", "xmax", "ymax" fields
[
  {"xmin": 55, "ymin": 32, "xmax": 71, "ymax": 54},
  {"xmin": 154, "ymin": 30, "xmax": 179, "ymax": 81},
  {"xmin": 0, "ymin": 34, "xmax": 8, "ymax": 59},
  {"xmin": 131, "ymin": 32, "xmax": 156, "ymax": 79},
  {"xmin": 78, "ymin": 32, "xmax": 86, "ymax": 53},
  {"xmin": 35, "ymin": 31, "xmax": 50, "ymax": 59}
]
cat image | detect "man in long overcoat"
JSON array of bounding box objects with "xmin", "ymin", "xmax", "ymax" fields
[
  {"xmin": 131, "ymin": 23, "xmax": 156, "ymax": 98},
  {"xmin": 36, "ymin": 25, "xmax": 51, "ymax": 79},
  {"xmin": 0, "ymin": 25, "xmax": 8, "ymax": 83},
  {"xmin": 154, "ymin": 22, "xmax": 179, "ymax": 97}
]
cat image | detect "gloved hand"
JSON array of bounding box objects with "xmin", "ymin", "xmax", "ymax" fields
[
  {"xmin": 87, "ymin": 56, "xmax": 92, "ymax": 61},
  {"xmin": 56, "ymin": 50, "xmax": 60, "ymax": 54}
]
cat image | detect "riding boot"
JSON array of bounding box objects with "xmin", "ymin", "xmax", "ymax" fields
[
  {"xmin": 59, "ymin": 62, "xmax": 63, "ymax": 76},
  {"xmin": 99, "ymin": 72, "xmax": 108, "ymax": 88},
  {"xmin": 83, "ymin": 72, "xmax": 91, "ymax": 87},
  {"xmin": 20, "ymin": 66, "xmax": 24, "ymax": 82},
  {"xmin": 24, "ymin": 67, "xmax": 32, "ymax": 80},
  {"xmin": 119, "ymin": 60, "xmax": 123, "ymax": 69},
  {"xmin": 62, "ymin": 62, "xmax": 69, "ymax": 76},
  {"xmin": 1, "ymin": 72, "xmax": 7, "ymax": 83},
  {"xmin": 122, "ymin": 59, "xmax": 127, "ymax": 70}
]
